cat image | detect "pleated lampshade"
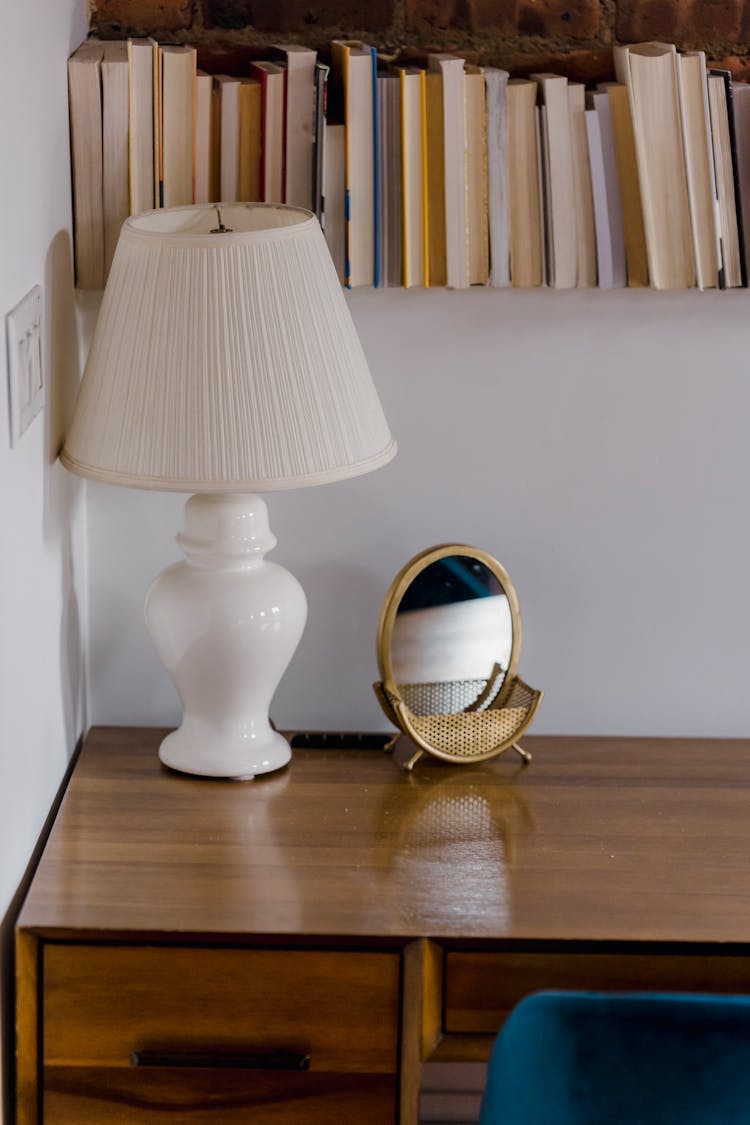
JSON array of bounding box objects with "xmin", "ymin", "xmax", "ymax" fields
[{"xmin": 61, "ymin": 203, "xmax": 396, "ymax": 491}]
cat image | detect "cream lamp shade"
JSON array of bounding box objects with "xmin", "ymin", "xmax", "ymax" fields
[
  {"xmin": 62, "ymin": 203, "xmax": 396, "ymax": 489},
  {"xmin": 62, "ymin": 203, "xmax": 397, "ymax": 780}
]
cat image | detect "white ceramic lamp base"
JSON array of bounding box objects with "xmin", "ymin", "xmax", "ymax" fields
[{"xmin": 144, "ymin": 493, "xmax": 307, "ymax": 780}]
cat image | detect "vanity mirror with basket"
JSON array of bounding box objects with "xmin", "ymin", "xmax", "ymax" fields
[{"xmin": 374, "ymin": 545, "xmax": 543, "ymax": 770}]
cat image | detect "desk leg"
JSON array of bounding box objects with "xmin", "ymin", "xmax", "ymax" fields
[
  {"xmin": 401, "ymin": 940, "xmax": 444, "ymax": 1125},
  {"xmin": 16, "ymin": 931, "xmax": 40, "ymax": 1125}
]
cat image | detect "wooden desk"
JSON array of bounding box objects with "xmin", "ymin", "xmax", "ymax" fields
[{"xmin": 16, "ymin": 728, "xmax": 750, "ymax": 1123}]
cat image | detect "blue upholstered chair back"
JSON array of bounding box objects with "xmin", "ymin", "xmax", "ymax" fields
[{"xmin": 479, "ymin": 991, "xmax": 750, "ymax": 1125}]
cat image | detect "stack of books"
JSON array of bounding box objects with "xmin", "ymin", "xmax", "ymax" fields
[{"xmin": 68, "ymin": 38, "xmax": 750, "ymax": 292}]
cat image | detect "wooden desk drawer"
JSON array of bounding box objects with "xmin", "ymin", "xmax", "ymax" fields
[
  {"xmin": 43, "ymin": 944, "xmax": 400, "ymax": 1123},
  {"xmin": 444, "ymin": 951, "xmax": 750, "ymax": 1035}
]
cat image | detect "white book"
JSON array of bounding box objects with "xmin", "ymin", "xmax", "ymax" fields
[
  {"xmin": 615, "ymin": 42, "xmax": 695, "ymax": 289},
  {"xmin": 591, "ymin": 90, "xmax": 627, "ymax": 287},
  {"xmin": 249, "ymin": 62, "xmax": 285, "ymax": 205},
  {"xmin": 127, "ymin": 38, "xmax": 155, "ymax": 215},
  {"xmin": 215, "ymin": 75, "xmax": 241, "ymax": 203},
  {"xmin": 401, "ymin": 68, "xmax": 425, "ymax": 288},
  {"xmin": 159, "ymin": 44, "xmax": 195, "ymax": 209},
  {"xmin": 273, "ymin": 45, "xmax": 316, "ymax": 209},
  {"xmin": 484, "ymin": 68, "xmax": 510, "ymax": 288},
  {"xmin": 428, "ymin": 54, "xmax": 469, "ymax": 288},
  {"xmin": 506, "ymin": 79, "xmax": 543, "ymax": 287},
  {"xmin": 568, "ymin": 82, "xmax": 597, "ymax": 287},
  {"xmin": 194, "ymin": 71, "xmax": 215, "ymax": 205},
  {"xmin": 331, "ymin": 41, "xmax": 376, "ymax": 287},
  {"xmin": 585, "ymin": 107, "xmax": 613, "ymax": 287},
  {"xmin": 531, "ymin": 73, "xmax": 578, "ymax": 289},
  {"xmin": 102, "ymin": 41, "xmax": 130, "ymax": 274},
  {"xmin": 323, "ymin": 122, "xmax": 346, "ymax": 284},
  {"xmin": 68, "ymin": 40, "xmax": 105, "ymax": 289},
  {"xmin": 678, "ymin": 52, "xmax": 720, "ymax": 289}
]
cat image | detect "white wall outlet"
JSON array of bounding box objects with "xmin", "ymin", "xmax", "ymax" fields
[{"xmin": 6, "ymin": 285, "xmax": 44, "ymax": 447}]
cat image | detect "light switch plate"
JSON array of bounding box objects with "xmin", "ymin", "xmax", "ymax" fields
[{"xmin": 6, "ymin": 285, "xmax": 44, "ymax": 446}]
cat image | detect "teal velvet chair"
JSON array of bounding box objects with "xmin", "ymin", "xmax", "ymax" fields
[{"xmin": 479, "ymin": 991, "xmax": 750, "ymax": 1124}]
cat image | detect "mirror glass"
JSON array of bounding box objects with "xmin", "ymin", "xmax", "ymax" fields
[{"xmin": 386, "ymin": 551, "xmax": 518, "ymax": 716}]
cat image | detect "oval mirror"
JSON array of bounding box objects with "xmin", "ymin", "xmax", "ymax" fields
[{"xmin": 374, "ymin": 545, "xmax": 542, "ymax": 770}]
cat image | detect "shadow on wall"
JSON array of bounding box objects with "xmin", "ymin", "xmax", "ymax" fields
[
  {"xmin": 1, "ymin": 229, "xmax": 87, "ymax": 1124},
  {"xmin": 43, "ymin": 229, "xmax": 86, "ymax": 750}
]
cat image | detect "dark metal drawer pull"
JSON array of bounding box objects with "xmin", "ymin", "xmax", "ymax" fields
[{"xmin": 131, "ymin": 1049, "xmax": 311, "ymax": 1070}]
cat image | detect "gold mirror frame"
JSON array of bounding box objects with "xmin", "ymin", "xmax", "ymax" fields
[{"xmin": 374, "ymin": 544, "xmax": 543, "ymax": 771}]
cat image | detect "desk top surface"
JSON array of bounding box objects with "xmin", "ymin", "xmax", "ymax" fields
[{"xmin": 17, "ymin": 727, "xmax": 750, "ymax": 947}]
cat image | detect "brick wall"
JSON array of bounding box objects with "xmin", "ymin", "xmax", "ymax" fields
[{"xmin": 89, "ymin": 0, "xmax": 750, "ymax": 82}]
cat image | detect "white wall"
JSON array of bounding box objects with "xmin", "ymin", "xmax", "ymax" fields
[
  {"xmin": 87, "ymin": 284, "xmax": 750, "ymax": 738},
  {"xmin": 0, "ymin": 0, "xmax": 88, "ymax": 1118}
]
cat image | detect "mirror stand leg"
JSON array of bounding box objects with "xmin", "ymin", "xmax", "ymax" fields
[
  {"xmin": 512, "ymin": 742, "xmax": 532, "ymax": 765},
  {"xmin": 403, "ymin": 748, "xmax": 425, "ymax": 772}
]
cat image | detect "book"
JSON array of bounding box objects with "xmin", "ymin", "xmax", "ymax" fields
[
  {"xmin": 531, "ymin": 73, "xmax": 578, "ymax": 289},
  {"xmin": 567, "ymin": 82, "xmax": 597, "ymax": 287},
  {"xmin": 194, "ymin": 70, "xmax": 219, "ymax": 205},
  {"xmin": 313, "ymin": 62, "xmax": 330, "ymax": 223},
  {"xmin": 506, "ymin": 79, "xmax": 543, "ymax": 287},
  {"xmin": 428, "ymin": 54, "xmax": 469, "ymax": 288},
  {"xmin": 604, "ymin": 82, "xmax": 649, "ymax": 287},
  {"xmin": 400, "ymin": 67, "xmax": 425, "ymax": 288},
  {"xmin": 330, "ymin": 40, "xmax": 377, "ymax": 287},
  {"xmin": 715, "ymin": 69, "xmax": 746, "ymax": 285},
  {"xmin": 465, "ymin": 67, "xmax": 489, "ymax": 285},
  {"xmin": 238, "ymin": 79, "xmax": 262, "ymax": 202},
  {"xmin": 678, "ymin": 52, "xmax": 720, "ymax": 289},
  {"xmin": 719, "ymin": 71, "xmax": 746, "ymax": 285},
  {"xmin": 127, "ymin": 38, "xmax": 156, "ymax": 215},
  {"xmin": 708, "ymin": 71, "xmax": 744, "ymax": 288},
  {"xmin": 159, "ymin": 44, "xmax": 196, "ymax": 208},
  {"xmin": 586, "ymin": 91, "xmax": 626, "ymax": 288},
  {"xmin": 484, "ymin": 68, "xmax": 510, "ymax": 288},
  {"xmin": 214, "ymin": 74, "xmax": 242, "ymax": 202},
  {"xmin": 249, "ymin": 61, "xmax": 285, "ymax": 204},
  {"xmin": 101, "ymin": 41, "xmax": 130, "ymax": 274},
  {"xmin": 377, "ymin": 71, "xmax": 403, "ymax": 288},
  {"xmin": 68, "ymin": 40, "xmax": 105, "ymax": 290},
  {"xmin": 272, "ymin": 45, "xmax": 316, "ymax": 209},
  {"xmin": 537, "ymin": 103, "xmax": 553, "ymax": 284},
  {"xmin": 424, "ymin": 71, "xmax": 447, "ymax": 287},
  {"xmin": 323, "ymin": 122, "xmax": 346, "ymax": 283},
  {"xmin": 730, "ymin": 81, "xmax": 750, "ymax": 273},
  {"xmin": 615, "ymin": 43, "xmax": 694, "ymax": 289}
]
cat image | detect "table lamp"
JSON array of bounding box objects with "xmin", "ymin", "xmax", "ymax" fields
[{"xmin": 61, "ymin": 203, "xmax": 396, "ymax": 780}]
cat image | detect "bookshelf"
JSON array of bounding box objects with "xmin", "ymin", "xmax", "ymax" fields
[{"xmin": 68, "ymin": 36, "xmax": 750, "ymax": 294}]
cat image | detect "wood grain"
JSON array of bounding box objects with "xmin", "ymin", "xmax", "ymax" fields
[
  {"xmin": 445, "ymin": 950, "xmax": 750, "ymax": 1033},
  {"xmin": 399, "ymin": 938, "xmax": 446, "ymax": 1122},
  {"xmin": 44, "ymin": 945, "xmax": 399, "ymax": 1071},
  {"xmin": 18, "ymin": 728, "xmax": 750, "ymax": 945},
  {"xmin": 18, "ymin": 727, "xmax": 750, "ymax": 1122},
  {"xmin": 15, "ymin": 930, "xmax": 39, "ymax": 1125},
  {"xmin": 43, "ymin": 1068, "xmax": 397, "ymax": 1124}
]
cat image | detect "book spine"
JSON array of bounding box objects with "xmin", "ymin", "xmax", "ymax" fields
[
  {"xmin": 420, "ymin": 69, "xmax": 429, "ymax": 287},
  {"xmin": 370, "ymin": 46, "xmax": 380, "ymax": 288},
  {"xmin": 313, "ymin": 63, "xmax": 329, "ymax": 224},
  {"xmin": 724, "ymin": 74, "xmax": 748, "ymax": 286}
]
